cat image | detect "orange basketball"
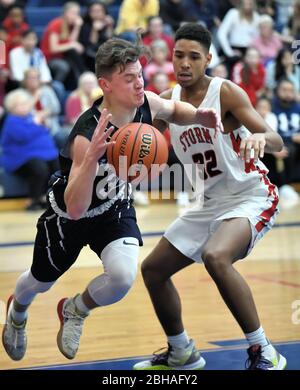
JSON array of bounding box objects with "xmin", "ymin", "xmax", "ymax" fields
[{"xmin": 107, "ymin": 122, "xmax": 169, "ymax": 182}]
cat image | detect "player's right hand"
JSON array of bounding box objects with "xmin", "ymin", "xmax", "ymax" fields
[{"xmin": 86, "ymin": 108, "xmax": 115, "ymax": 162}]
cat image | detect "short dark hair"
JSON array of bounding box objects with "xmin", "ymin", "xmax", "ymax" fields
[
  {"xmin": 175, "ymin": 23, "xmax": 212, "ymax": 52},
  {"xmin": 22, "ymin": 29, "xmax": 37, "ymax": 38},
  {"xmin": 95, "ymin": 38, "xmax": 149, "ymax": 78}
]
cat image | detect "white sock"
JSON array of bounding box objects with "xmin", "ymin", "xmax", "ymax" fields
[
  {"xmin": 167, "ymin": 331, "xmax": 190, "ymax": 349},
  {"xmin": 245, "ymin": 326, "xmax": 269, "ymax": 348},
  {"xmin": 74, "ymin": 294, "xmax": 90, "ymax": 315},
  {"xmin": 10, "ymin": 300, "xmax": 27, "ymax": 325}
]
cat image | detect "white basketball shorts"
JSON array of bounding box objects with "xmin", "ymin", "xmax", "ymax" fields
[{"xmin": 164, "ymin": 193, "xmax": 279, "ymax": 263}]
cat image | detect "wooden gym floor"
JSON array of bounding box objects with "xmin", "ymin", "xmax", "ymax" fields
[{"xmin": 0, "ymin": 200, "xmax": 299, "ymax": 370}]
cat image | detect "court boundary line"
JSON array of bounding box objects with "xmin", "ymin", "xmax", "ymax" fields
[
  {"xmin": 24, "ymin": 340, "xmax": 300, "ymax": 370},
  {"xmin": 1, "ymin": 221, "xmax": 300, "ymax": 249}
]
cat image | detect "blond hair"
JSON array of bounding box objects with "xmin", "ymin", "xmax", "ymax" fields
[{"xmin": 4, "ymin": 89, "xmax": 33, "ymax": 112}]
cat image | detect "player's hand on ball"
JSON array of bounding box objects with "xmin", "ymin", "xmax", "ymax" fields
[
  {"xmin": 196, "ymin": 108, "xmax": 224, "ymax": 134},
  {"xmin": 240, "ymin": 133, "xmax": 266, "ymax": 163},
  {"xmin": 87, "ymin": 108, "xmax": 115, "ymax": 161}
]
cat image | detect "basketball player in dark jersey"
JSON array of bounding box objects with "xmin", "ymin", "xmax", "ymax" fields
[{"xmin": 2, "ymin": 37, "xmax": 220, "ymax": 361}]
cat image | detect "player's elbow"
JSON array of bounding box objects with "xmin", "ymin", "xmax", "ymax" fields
[
  {"xmin": 67, "ymin": 207, "xmax": 83, "ymax": 220},
  {"xmin": 66, "ymin": 201, "xmax": 85, "ymax": 220}
]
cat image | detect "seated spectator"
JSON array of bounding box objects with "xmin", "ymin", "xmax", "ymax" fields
[
  {"xmin": 0, "ymin": 89, "xmax": 59, "ymax": 211},
  {"xmin": 256, "ymin": 0, "xmax": 276, "ymax": 17},
  {"xmin": 65, "ymin": 71, "xmax": 102, "ymax": 127},
  {"xmin": 40, "ymin": 2, "xmax": 86, "ymax": 85},
  {"xmin": 256, "ymin": 96, "xmax": 278, "ymax": 131},
  {"xmin": 265, "ymin": 48, "xmax": 300, "ymax": 100},
  {"xmin": 217, "ymin": 0, "xmax": 260, "ymax": 69},
  {"xmin": 142, "ymin": 16, "xmax": 174, "ymax": 61},
  {"xmin": 232, "ymin": 47, "xmax": 266, "ymax": 106},
  {"xmin": 250, "ymin": 14, "xmax": 283, "ymax": 65},
  {"xmin": 0, "ymin": 27, "xmax": 9, "ymax": 105},
  {"xmin": 287, "ymin": 0, "xmax": 300, "ymax": 41},
  {"xmin": 210, "ymin": 63, "xmax": 229, "ymax": 79},
  {"xmin": 9, "ymin": 29, "xmax": 52, "ymax": 84},
  {"xmin": 274, "ymin": 0, "xmax": 294, "ymax": 33},
  {"xmin": 0, "ymin": 0, "xmax": 17, "ymax": 24},
  {"xmin": 2, "ymin": 4, "xmax": 29, "ymax": 52},
  {"xmin": 115, "ymin": 0, "xmax": 159, "ymax": 41},
  {"xmin": 145, "ymin": 70, "xmax": 170, "ymax": 94},
  {"xmin": 272, "ymin": 78, "xmax": 300, "ymax": 207},
  {"xmin": 143, "ymin": 39, "xmax": 175, "ymax": 84},
  {"xmin": 79, "ymin": 0, "xmax": 114, "ymax": 72},
  {"xmin": 256, "ymin": 95, "xmax": 283, "ymax": 190},
  {"xmin": 22, "ymin": 68, "xmax": 68, "ymax": 149}
]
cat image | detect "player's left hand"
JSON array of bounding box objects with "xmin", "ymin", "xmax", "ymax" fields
[
  {"xmin": 240, "ymin": 133, "xmax": 266, "ymax": 163},
  {"xmin": 196, "ymin": 108, "xmax": 224, "ymax": 134}
]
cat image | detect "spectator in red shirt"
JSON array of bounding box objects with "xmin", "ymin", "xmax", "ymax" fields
[
  {"xmin": 40, "ymin": 1, "xmax": 86, "ymax": 85},
  {"xmin": 143, "ymin": 39, "xmax": 175, "ymax": 84},
  {"xmin": 142, "ymin": 16, "xmax": 174, "ymax": 61},
  {"xmin": 232, "ymin": 47, "xmax": 266, "ymax": 106},
  {"xmin": 65, "ymin": 71, "xmax": 102, "ymax": 127},
  {"xmin": 145, "ymin": 70, "xmax": 171, "ymax": 95},
  {"xmin": 2, "ymin": 5, "xmax": 29, "ymax": 52}
]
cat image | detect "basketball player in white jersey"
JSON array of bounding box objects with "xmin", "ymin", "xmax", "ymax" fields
[{"xmin": 134, "ymin": 23, "xmax": 287, "ymax": 370}]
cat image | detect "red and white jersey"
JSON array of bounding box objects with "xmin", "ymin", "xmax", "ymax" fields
[{"xmin": 169, "ymin": 77, "xmax": 276, "ymax": 200}]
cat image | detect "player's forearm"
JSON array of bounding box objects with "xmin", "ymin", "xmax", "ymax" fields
[
  {"xmin": 170, "ymin": 101, "xmax": 198, "ymax": 125},
  {"xmin": 264, "ymin": 130, "xmax": 284, "ymax": 153},
  {"xmin": 64, "ymin": 156, "xmax": 98, "ymax": 220}
]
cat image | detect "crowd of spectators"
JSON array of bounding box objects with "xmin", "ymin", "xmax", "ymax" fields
[{"xmin": 0, "ymin": 0, "xmax": 299, "ymax": 209}]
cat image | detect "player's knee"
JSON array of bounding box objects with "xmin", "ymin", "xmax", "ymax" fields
[
  {"xmin": 15, "ymin": 270, "xmax": 55, "ymax": 305},
  {"xmin": 141, "ymin": 259, "xmax": 163, "ymax": 286},
  {"xmin": 109, "ymin": 265, "xmax": 137, "ymax": 293},
  {"xmin": 203, "ymin": 249, "xmax": 231, "ymax": 275}
]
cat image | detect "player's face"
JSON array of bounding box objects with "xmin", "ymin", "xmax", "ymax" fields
[
  {"xmin": 173, "ymin": 39, "xmax": 211, "ymax": 87},
  {"xmin": 108, "ymin": 61, "xmax": 145, "ymax": 108}
]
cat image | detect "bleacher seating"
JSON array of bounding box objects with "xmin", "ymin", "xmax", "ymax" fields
[
  {"xmin": 25, "ymin": 7, "xmax": 62, "ymax": 39},
  {"xmin": 0, "ymin": 168, "xmax": 29, "ymax": 198}
]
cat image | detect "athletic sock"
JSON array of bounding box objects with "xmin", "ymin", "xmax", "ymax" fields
[
  {"xmin": 245, "ymin": 326, "xmax": 268, "ymax": 348},
  {"xmin": 10, "ymin": 301, "xmax": 27, "ymax": 325},
  {"xmin": 167, "ymin": 330, "xmax": 190, "ymax": 349},
  {"xmin": 74, "ymin": 294, "xmax": 90, "ymax": 315}
]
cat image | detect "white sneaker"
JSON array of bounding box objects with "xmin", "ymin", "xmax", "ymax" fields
[
  {"xmin": 2, "ymin": 295, "xmax": 27, "ymax": 361},
  {"xmin": 279, "ymin": 185, "xmax": 299, "ymax": 209},
  {"xmin": 246, "ymin": 344, "xmax": 287, "ymax": 370},
  {"xmin": 56, "ymin": 295, "xmax": 88, "ymax": 359},
  {"xmin": 133, "ymin": 191, "xmax": 149, "ymax": 206},
  {"xmin": 133, "ymin": 339, "xmax": 206, "ymax": 370}
]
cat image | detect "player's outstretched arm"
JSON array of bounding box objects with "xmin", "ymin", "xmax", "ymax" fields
[
  {"xmin": 222, "ymin": 81, "xmax": 283, "ymax": 162},
  {"xmin": 64, "ymin": 109, "xmax": 115, "ymax": 220},
  {"xmin": 146, "ymin": 91, "xmax": 222, "ymax": 132}
]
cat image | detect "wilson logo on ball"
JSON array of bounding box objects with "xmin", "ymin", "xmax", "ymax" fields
[{"xmin": 107, "ymin": 123, "xmax": 168, "ymax": 182}]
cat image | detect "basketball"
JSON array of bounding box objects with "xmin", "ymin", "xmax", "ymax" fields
[{"xmin": 107, "ymin": 122, "xmax": 169, "ymax": 182}]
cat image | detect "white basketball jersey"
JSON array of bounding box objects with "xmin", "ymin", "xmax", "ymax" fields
[{"xmin": 170, "ymin": 77, "xmax": 274, "ymax": 199}]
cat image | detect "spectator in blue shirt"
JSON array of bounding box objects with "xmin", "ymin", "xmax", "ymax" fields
[
  {"xmin": 272, "ymin": 78, "xmax": 300, "ymax": 206},
  {"xmin": 0, "ymin": 89, "xmax": 59, "ymax": 210}
]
